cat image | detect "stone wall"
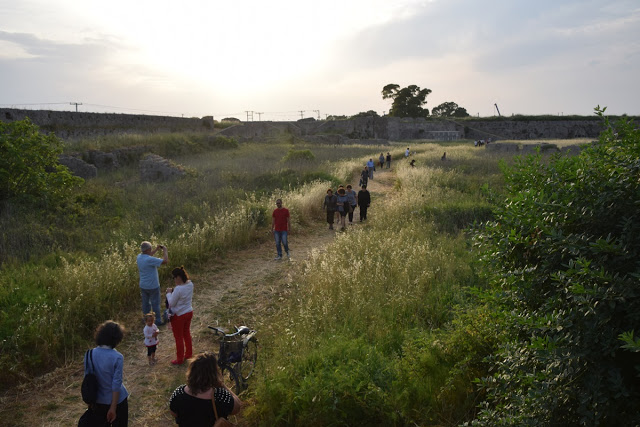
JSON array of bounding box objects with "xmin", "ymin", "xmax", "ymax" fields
[
  {"xmin": 0, "ymin": 108, "xmax": 213, "ymax": 139},
  {"xmin": 218, "ymin": 116, "xmax": 606, "ymax": 142},
  {"xmin": 1, "ymin": 108, "xmax": 624, "ymax": 143}
]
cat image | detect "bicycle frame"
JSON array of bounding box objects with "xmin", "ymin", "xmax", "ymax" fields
[{"xmin": 208, "ymin": 326, "xmax": 258, "ymax": 394}]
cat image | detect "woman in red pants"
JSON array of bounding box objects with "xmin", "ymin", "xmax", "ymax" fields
[{"xmin": 166, "ymin": 266, "xmax": 194, "ymax": 365}]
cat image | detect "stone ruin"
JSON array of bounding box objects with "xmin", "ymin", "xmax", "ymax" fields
[
  {"xmin": 58, "ymin": 145, "xmax": 186, "ymax": 183},
  {"xmin": 139, "ymin": 154, "xmax": 186, "ymax": 182},
  {"xmin": 58, "ymin": 155, "xmax": 98, "ymax": 179},
  {"xmin": 485, "ymin": 142, "xmax": 588, "ymax": 156}
]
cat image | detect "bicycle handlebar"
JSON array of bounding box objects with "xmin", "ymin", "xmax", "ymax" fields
[{"xmin": 208, "ymin": 325, "xmax": 254, "ymax": 338}]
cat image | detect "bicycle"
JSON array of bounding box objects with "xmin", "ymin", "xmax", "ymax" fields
[{"xmin": 208, "ymin": 325, "xmax": 258, "ymax": 394}]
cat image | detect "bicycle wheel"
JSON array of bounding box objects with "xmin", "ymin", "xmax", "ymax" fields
[
  {"xmin": 220, "ymin": 364, "xmax": 242, "ymax": 395},
  {"xmin": 239, "ymin": 337, "xmax": 258, "ymax": 381}
]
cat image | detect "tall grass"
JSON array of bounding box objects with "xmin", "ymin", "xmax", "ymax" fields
[
  {"xmin": 249, "ymin": 143, "xmax": 508, "ymax": 425},
  {"xmin": 0, "ymin": 134, "xmax": 385, "ymax": 387}
]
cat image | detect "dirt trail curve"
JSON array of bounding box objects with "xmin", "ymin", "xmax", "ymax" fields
[{"xmin": 1, "ymin": 166, "xmax": 397, "ymax": 426}]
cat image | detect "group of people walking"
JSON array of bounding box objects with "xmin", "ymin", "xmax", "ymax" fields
[
  {"xmin": 80, "ymin": 242, "xmax": 242, "ymax": 426},
  {"xmin": 323, "ymin": 183, "xmax": 371, "ymax": 231}
]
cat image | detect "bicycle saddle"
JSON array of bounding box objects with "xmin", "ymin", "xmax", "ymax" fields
[{"xmin": 237, "ymin": 326, "xmax": 251, "ymax": 335}]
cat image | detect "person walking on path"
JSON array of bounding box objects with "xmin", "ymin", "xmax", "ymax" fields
[
  {"xmin": 366, "ymin": 158, "xmax": 375, "ymax": 179},
  {"xmin": 272, "ymin": 198, "xmax": 290, "ymax": 260},
  {"xmin": 405, "ymin": 147, "xmax": 410, "ymax": 158},
  {"xmin": 378, "ymin": 153, "xmax": 385, "ymax": 170},
  {"xmin": 166, "ymin": 266, "xmax": 194, "ymax": 365},
  {"xmin": 359, "ymin": 166, "xmax": 369, "ymax": 188},
  {"xmin": 137, "ymin": 241, "xmax": 168, "ymax": 325},
  {"xmin": 323, "ymin": 188, "xmax": 337, "ymax": 230},
  {"xmin": 80, "ymin": 321, "xmax": 129, "ymax": 426},
  {"xmin": 346, "ymin": 184, "xmax": 357, "ymax": 225},
  {"xmin": 143, "ymin": 312, "xmax": 160, "ymax": 365},
  {"xmin": 386, "ymin": 152, "xmax": 391, "ymax": 169},
  {"xmin": 336, "ymin": 188, "xmax": 349, "ymax": 231},
  {"xmin": 357, "ymin": 184, "xmax": 371, "ymax": 222}
]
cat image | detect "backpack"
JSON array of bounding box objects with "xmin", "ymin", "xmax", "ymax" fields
[{"xmin": 81, "ymin": 349, "xmax": 99, "ymax": 405}]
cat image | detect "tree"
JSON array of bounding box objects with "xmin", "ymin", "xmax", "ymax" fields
[
  {"xmin": 381, "ymin": 84, "xmax": 432, "ymax": 118},
  {"xmin": 431, "ymin": 102, "xmax": 470, "ymax": 118},
  {"xmin": 350, "ymin": 110, "xmax": 380, "ymax": 119},
  {"xmin": 472, "ymin": 108, "xmax": 640, "ymax": 425},
  {"xmin": 0, "ymin": 118, "xmax": 82, "ymax": 206}
]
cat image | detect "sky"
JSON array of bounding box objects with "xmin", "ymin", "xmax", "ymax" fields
[{"xmin": 1, "ymin": 0, "xmax": 639, "ymax": 120}]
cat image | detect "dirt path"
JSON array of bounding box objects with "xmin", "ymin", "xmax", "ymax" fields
[{"xmin": 1, "ymin": 166, "xmax": 398, "ymax": 427}]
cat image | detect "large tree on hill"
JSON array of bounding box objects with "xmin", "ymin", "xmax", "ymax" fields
[
  {"xmin": 431, "ymin": 101, "xmax": 470, "ymax": 118},
  {"xmin": 381, "ymin": 84, "xmax": 432, "ymax": 118}
]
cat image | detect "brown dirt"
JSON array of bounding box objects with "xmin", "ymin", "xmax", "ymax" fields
[{"xmin": 0, "ymin": 166, "xmax": 397, "ymax": 426}]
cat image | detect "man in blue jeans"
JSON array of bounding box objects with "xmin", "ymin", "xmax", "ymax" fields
[
  {"xmin": 137, "ymin": 241, "xmax": 168, "ymax": 324},
  {"xmin": 271, "ymin": 199, "xmax": 290, "ymax": 260}
]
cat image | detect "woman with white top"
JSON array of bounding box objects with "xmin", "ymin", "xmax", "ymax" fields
[{"xmin": 166, "ymin": 266, "xmax": 194, "ymax": 365}]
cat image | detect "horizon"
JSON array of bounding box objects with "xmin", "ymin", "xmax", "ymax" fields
[{"xmin": 1, "ymin": 1, "xmax": 639, "ymax": 119}]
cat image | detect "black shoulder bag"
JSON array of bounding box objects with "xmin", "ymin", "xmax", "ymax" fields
[{"xmin": 81, "ymin": 349, "xmax": 99, "ymax": 405}]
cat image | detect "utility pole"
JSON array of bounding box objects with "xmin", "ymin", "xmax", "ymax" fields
[
  {"xmin": 245, "ymin": 111, "xmax": 254, "ymax": 122},
  {"xmin": 70, "ymin": 102, "xmax": 82, "ymax": 112},
  {"xmin": 299, "ymin": 110, "xmax": 305, "ymax": 119},
  {"xmin": 313, "ymin": 110, "xmax": 320, "ymax": 120},
  {"xmin": 255, "ymin": 112, "xmax": 263, "ymax": 121}
]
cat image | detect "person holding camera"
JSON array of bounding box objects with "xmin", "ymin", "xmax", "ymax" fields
[{"xmin": 137, "ymin": 241, "xmax": 168, "ymax": 325}]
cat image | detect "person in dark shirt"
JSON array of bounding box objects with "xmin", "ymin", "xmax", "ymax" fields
[
  {"xmin": 323, "ymin": 188, "xmax": 338, "ymax": 230},
  {"xmin": 357, "ymin": 185, "xmax": 371, "ymax": 222},
  {"xmin": 169, "ymin": 352, "xmax": 242, "ymax": 426}
]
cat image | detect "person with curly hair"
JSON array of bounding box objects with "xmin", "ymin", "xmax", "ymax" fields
[
  {"xmin": 81, "ymin": 320, "xmax": 129, "ymax": 426},
  {"xmin": 169, "ymin": 352, "xmax": 242, "ymax": 425}
]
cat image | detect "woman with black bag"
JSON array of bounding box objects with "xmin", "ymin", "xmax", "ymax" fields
[{"xmin": 79, "ymin": 320, "xmax": 129, "ymax": 426}]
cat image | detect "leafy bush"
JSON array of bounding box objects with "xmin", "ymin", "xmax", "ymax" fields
[
  {"xmin": 282, "ymin": 149, "xmax": 315, "ymax": 163},
  {"xmin": 207, "ymin": 135, "xmax": 238, "ymax": 149},
  {"xmin": 0, "ymin": 119, "xmax": 82, "ymax": 206},
  {"xmin": 471, "ymin": 108, "xmax": 640, "ymax": 425}
]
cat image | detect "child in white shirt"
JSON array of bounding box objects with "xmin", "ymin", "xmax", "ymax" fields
[{"xmin": 143, "ymin": 312, "xmax": 160, "ymax": 365}]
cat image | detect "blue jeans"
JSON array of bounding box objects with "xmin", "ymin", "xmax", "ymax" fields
[
  {"xmin": 140, "ymin": 287, "xmax": 163, "ymax": 324},
  {"xmin": 274, "ymin": 230, "xmax": 289, "ymax": 257}
]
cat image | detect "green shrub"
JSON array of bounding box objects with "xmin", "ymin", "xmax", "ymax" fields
[
  {"xmin": 207, "ymin": 135, "xmax": 238, "ymax": 149},
  {"xmin": 0, "ymin": 119, "xmax": 82, "ymax": 205},
  {"xmin": 471, "ymin": 108, "xmax": 640, "ymax": 425},
  {"xmin": 282, "ymin": 149, "xmax": 315, "ymax": 163}
]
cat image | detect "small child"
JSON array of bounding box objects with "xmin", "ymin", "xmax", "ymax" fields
[{"xmin": 143, "ymin": 312, "xmax": 160, "ymax": 365}]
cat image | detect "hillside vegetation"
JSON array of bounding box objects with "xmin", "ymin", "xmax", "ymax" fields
[{"xmin": 1, "ymin": 110, "xmax": 638, "ymax": 425}]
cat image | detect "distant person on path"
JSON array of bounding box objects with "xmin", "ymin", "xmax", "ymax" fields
[
  {"xmin": 166, "ymin": 266, "xmax": 194, "ymax": 365},
  {"xmin": 335, "ymin": 186, "xmax": 344, "ymax": 224},
  {"xmin": 357, "ymin": 184, "xmax": 371, "ymax": 222},
  {"xmin": 386, "ymin": 152, "xmax": 391, "ymax": 168},
  {"xmin": 405, "ymin": 147, "xmax": 410, "ymax": 158},
  {"xmin": 359, "ymin": 166, "xmax": 369, "ymax": 188},
  {"xmin": 169, "ymin": 352, "xmax": 242, "ymax": 426},
  {"xmin": 137, "ymin": 241, "xmax": 168, "ymax": 325},
  {"xmin": 346, "ymin": 184, "xmax": 357, "ymax": 225},
  {"xmin": 336, "ymin": 188, "xmax": 349, "ymax": 231},
  {"xmin": 441, "ymin": 152, "xmax": 447, "ymax": 161},
  {"xmin": 323, "ymin": 188, "xmax": 337, "ymax": 230},
  {"xmin": 143, "ymin": 312, "xmax": 160, "ymax": 365},
  {"xmin": 366, "ymin": 158, "xmax": 375, "ymax": 179},
  {"xmin": 272, "ymin": 198, "xmax": 290, "ymax": 260},
  {"xmin": 80, "ymin": 321, "xmax": 129, "ymax": 426},
  {"xmin": 378, "ymin": 153, "xmax": 385, "ymax": 169}
]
